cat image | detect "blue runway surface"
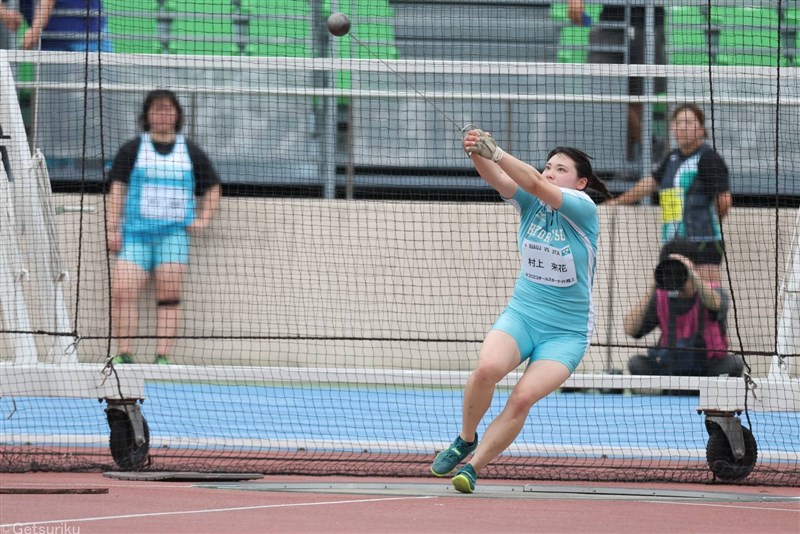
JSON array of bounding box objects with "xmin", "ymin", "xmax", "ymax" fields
[{"xmin": 1, "ymin": 381, "xmax": 798, "ymax": 458}]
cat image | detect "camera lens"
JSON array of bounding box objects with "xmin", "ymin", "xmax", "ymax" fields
[{"xmin": 655, "ymin": 259, "xmax": 689, "ymax": 290}]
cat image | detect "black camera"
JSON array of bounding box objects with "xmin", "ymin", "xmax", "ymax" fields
[{"xmin": 654, "ymin": 258, "xmax": 689, "ymax": 291}]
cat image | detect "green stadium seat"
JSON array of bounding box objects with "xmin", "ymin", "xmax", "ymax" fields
[
  {"xmin": 244, "ymin": 43, "xmax": 309, "ymax": 57},
  {"xmin": 708, "ymin": 7, "xmax": 779, "ymax": 28},
  {"xmin": 240, "ymin": 0, "xmax": 310, "ymax": 16},
  {"xmin": 248, "ymin": 19, "xmax": 310, "ymax": 39},
  {"xmin": 168, "ymin": 40, "xmax": 239, "ymax": 55},
  {"xmin": 719, "ymin": 29, "xmax": 780, "ymax": 50},
  {"xmin": 353, "ymin": 22, "xmax": 395, "ymax": 43},
  {"xmin": 105, "ymin": 0, "xmax": 158, "ymax": 13},
  {"xmin": 170, "ymin": 18, "xmax": 235, "ymax": 37},
  {"xmin": 164, "ymin": 0, "xmax": 233, "ymax": 15},
  {"xmin": 108, "ymin": 16, "xmax": 158, "ymax": 37},
  {"xmin": 787, "ymin": 9, "xmax": 800, "ymax": 26},
  {"xmin": 106, "ymin": 0, "xmax": 160, "ymax": 54},
  {"xmin": 667, "ymin": 29, "xmax": 708, "ymax": 48},
  {"xmin": 169, "ymin": 17, "xmax": 237, "ymax": 55},
  {"xmin": 667, "ymin": 6, "xmax": 705, "ymax": 26}
]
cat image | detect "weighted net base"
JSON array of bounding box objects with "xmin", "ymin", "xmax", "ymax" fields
[{"xmin": 103, "ymin": 471, "xmax": 264, "ymax": 482}]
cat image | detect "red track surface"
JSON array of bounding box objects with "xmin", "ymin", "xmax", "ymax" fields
[{"xmin": 1, "ymin": 472, "xmax": 798, "ymax": 533}]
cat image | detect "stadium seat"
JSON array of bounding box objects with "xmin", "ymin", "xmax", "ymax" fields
[
  {"xmin": 108, "ymin": 16, "xmax": 158, "ymax": 38},
  {"xmin": 353, "ymin": 23, "xmax": 395, "ymax": 43},
  {"xmin": 667, "ymin": 29, "xmax": 709, "ymax": 49},
  {"xmin": 664, "ymin": 6, "xmax": 710, "ymax": 65},
  {"xmin": 716, "ymin": 28, "xmax": 780, "ymax": 66},
  {"xmin": 708, "ymin": 7, "xmax": 779, "ymax": 28},
  {"xmin": 169, "ymin": 18, "xmax": 238, "ymax": 55},
  {"xmin": 105, "ymin": 0, "xmax": 161, "ymax": 54},
  {"xmin": 240, "ymin": 0, "xmax": 310, "ymax": 16},
  {"xmin": 105, "ymin": 0, "xmax": 158, "ymax": 13},
  {"xmin": 170, "ymin": 18, "xmax": 235, "ymax": 38},
  {"xmin": 164, "ymin": 0, "xmax": 233, "ymax": 15},
  {"xmin": 248, "ymin": 19, "xmax": 310, "ymax": 40},
  {"xmin": 719, "ymin": 29, "xmax": 780, "ymax": 50},
  {"xmin": 667, "ymin": 6, "xmax": 705, "ymax": 26}
]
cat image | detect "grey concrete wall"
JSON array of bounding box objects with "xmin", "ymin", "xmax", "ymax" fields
[{"xmin": 1, "ymin": 194, "xmax": 797, "ymax": 377}]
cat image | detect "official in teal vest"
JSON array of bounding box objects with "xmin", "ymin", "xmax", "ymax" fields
[
  {"xmin": 107, "ymin": 90, "xmax": 221, "ymax": 365},
  {"xmin": 608, "ymin": 104, "xmax": 733, "ymax": 285}
]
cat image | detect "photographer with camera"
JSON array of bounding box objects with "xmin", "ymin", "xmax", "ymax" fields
[{"xmin": 623, "ymin": 239, "xmax": 743, "ymax": 377}]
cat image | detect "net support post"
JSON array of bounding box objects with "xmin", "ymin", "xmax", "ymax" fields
[{"xmin": 774, "ymin": 207, "xmax": 800, "ymax": 378}]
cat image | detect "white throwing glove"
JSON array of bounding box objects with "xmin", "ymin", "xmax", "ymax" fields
[{"xmin": 463, "ymin": 127, "xmax": 504, "ymax": 162}]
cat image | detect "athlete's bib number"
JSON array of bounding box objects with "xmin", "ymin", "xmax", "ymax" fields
[
  {"xmin": 140, "ymin": 184, "xmax": 189, "ymax": 222},
  {"xmin": 659, "ymin": 187, "xmax": 684, "ymax": 224},
  {"xmin": 522, "ymin": 241, "xmax": 577, "ymax": 287}
]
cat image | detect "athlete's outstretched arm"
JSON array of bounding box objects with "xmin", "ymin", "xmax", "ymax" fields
[
  {"xmin": 493, "ymin": 151, "xmax": 564, "ymax": 209},
  {"xmin": 468, "ymin": 153, "xmax": 517, "ymax": 199},
  {"xmin": 463, "ymin": 129, "xmax": 564, "ymax": 208}
]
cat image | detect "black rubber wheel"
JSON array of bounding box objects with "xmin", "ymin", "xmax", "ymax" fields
[
  {"xmin": 706, "ymin": 423, "xmax": 757, "ymax": 483},
  {"xmin": 107, "ymin": 408, "xmax": 150, "ymax": 470}
]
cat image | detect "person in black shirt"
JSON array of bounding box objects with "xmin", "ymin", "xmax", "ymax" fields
[
  {"xmin": 608, "ymin": 103, "xmax": 732, "ymax": 284},
  {"xmin": 568, "ymin": 1, "xmax": 667, "ymax": 161}
]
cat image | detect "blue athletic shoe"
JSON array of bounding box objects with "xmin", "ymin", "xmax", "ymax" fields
[
  {"xmin": 430, "ymin": 433, "xmax": 478, "ymax": 477},
  {"xmin": 451, "ymin": 463, "xmax": 477, "ymax": 494}
]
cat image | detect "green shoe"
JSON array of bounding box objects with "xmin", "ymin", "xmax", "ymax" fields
[
  {"xmin": 451, "ymin": 463, "xmax": 477, "ymax": 494},
  {"xmin": 430, "ymin": 433, "xmax": 478, "ymax": 477},
  {"xmin": 153, "ymin": 355, "xmax": 170, "ymax": 365},
  {"xmin": 112, "ymin": 353, "xmax": 134, "ymax": 364}
]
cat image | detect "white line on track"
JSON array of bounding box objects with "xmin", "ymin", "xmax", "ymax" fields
[
  {"xmin": 641, "ymin": 500, "xmax": 800, "ymax": 512},
  {"xmin": 1, "ymin": 495, "xmax": 437, "ymax": 528}
]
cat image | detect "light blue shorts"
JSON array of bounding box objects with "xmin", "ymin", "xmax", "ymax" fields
[
  {"xmin": 118, "ymin": 229, "xmax": 190, "ymax": 273},
  {"xmin": 491, "ymin": 307, "xmax": 590, "ymax": 374}
]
